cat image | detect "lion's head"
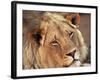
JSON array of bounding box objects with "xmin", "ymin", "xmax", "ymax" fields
[{"xmin": 23, "ymin": 12, "xmax": 88, "ymax": 69}]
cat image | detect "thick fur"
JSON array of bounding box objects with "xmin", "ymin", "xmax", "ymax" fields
[{"xmin": 23, "ymin": 12, "xmax": 88, "ymax": 69}]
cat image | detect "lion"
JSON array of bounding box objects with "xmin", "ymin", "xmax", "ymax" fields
[{"xmin": 23, "ymin": 12, "xmax": 88, "ymax": 69}]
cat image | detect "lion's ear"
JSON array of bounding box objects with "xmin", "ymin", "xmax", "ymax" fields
[
  {"xmin": 27, "ymin": 21, "xmax": 48, "ymax": 46},
  {"xmin": 33, "ymin": 29, "xmax": 42, "ymax": 46},
  {"xmin": 66, "ymin": 14, "xmax": 80, "ymax": 27},
  {"xmin": 31, "ymin": 27, "xmax": 47, "ymax": 46},
  {"xmin": 27, "ymin": 28, "xmax": 42, "ymax": 46}
]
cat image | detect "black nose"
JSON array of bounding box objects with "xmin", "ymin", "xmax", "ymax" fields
[{"xmin": 66, "ymin": 50, "xmax": 76, "ymax": 58}]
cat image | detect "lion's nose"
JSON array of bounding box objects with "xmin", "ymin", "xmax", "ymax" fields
[{"xmin": 66, "ymin": 49, "xmax": 76, "ymax": 58}]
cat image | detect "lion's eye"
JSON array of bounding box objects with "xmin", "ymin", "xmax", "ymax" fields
[
  {"xmin": 69, "ymin": 32, "xmax": 73, "ymax": 38},
  {"xmin": 51, "ymin": 41, "xmax": 59, "ymax": 46}
]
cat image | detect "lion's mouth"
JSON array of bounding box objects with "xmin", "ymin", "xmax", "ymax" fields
[
  {"xmin": 63, "ymin": 51, "xmax": 81, "ymax": 67},
  {"xmin": 63, "ymin": 58, "xmax": 81, "ymax": 67}
]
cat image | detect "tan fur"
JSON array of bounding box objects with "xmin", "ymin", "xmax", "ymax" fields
[{"xmin": 23, "ymin": 12, "xmax": 88, "ymax": 69}]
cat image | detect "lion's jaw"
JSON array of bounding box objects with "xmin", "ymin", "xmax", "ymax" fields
[{"xmin": 37, "ymin": 46, "xmax": 81, "ymax": 68}]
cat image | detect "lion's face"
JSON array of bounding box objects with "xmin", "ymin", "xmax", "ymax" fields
[
  {"xmin": 38, "ymin": 22, "xmax": 78, "ymax": 68},
  {"xmin": 23, "ymin": 12, "xmax": 87, "ymax": 69}
]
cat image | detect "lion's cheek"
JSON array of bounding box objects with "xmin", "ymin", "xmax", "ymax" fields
[
  {"xmin": 63, "ymin": 56, "xmax": 74, "ymax": 66},
  {"xmin": 38, "ymin": 47, "xmax": 56, "ymax": 68}
]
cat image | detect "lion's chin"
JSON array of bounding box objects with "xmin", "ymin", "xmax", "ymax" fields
[{"xmin": 69, "ymin": 60, "xmax": 81, "ymax": 67}]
